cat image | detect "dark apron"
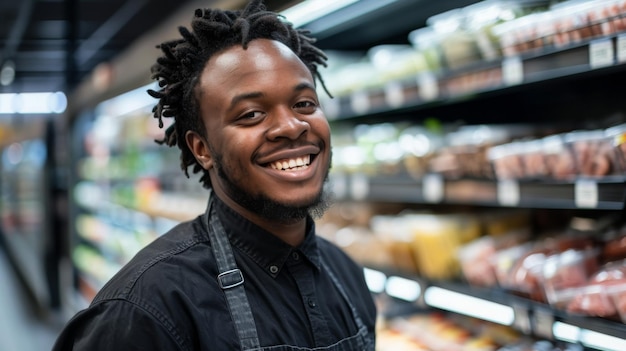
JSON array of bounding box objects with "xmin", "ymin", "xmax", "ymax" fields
[{"xmin": 205, "ymin": 194, "xmax": 374, "ymax": 351}]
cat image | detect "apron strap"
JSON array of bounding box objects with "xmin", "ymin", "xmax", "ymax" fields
[{"xmin": 205, "ymin": 193, "xmax": 261, "ymax": 350}]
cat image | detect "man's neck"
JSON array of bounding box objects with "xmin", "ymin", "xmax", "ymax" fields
[{"xmin": 213, "ymin": 189, "xmax": 307, "ymax": 247}]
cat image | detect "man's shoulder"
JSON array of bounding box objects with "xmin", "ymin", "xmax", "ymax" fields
[{"xmin": 92, "ymin": 215, "xmax": 217, "ymax": 303}]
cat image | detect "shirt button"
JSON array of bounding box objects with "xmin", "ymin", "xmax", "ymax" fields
[
  {"xmin": 292, "ymin": 252, "xmax": 299, "ymax": 260},
  {"xmin": 269, "ymin": 265, "xmax": 279, "ymax": 274},
  {"xmin": 308, "ymin": 298, "xmax": 317, "ymax": 308}
]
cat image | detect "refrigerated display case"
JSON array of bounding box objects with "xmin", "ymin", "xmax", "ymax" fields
[
  {"xmin": 66, "ymin": 84, "xmax": 206, "ymax": 307},
  {"xmin": 0, "ymin": 120, "xmax": 58, "ymax": 311},
  {"xmin": 306, "ymin": 0, "xmax": 626, "ymax": 350}
]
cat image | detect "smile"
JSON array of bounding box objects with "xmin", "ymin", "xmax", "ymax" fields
[{"xmin": 269, "ymin": 155, "xmax": 311, "ymax": 171}]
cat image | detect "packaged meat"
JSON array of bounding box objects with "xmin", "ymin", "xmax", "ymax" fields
[
  {"xmin": 488, "ymin": 142, "xmax": 526, "ymax": 180},
  {"xmin": 458, "ymin": 236, "xmax": 499, "ymax": 287},
  {"xmin": 590, "ymin": 259, "xmax": 626, "ymax": 283},
  {"xmin": 564, "ymin": 130, "xmax": 619, "ymax": 177},
  {"xmin": 492, "ymin": 242, "xmax": 535, "ymax": 289},
  {"xmin": 608, "ymin": 282, "xmax": 626, "ymax": 323},
  {"xmin": 507, "ymin": 247, "xmax": 552, "ymax": 302},
  {"xmin": 542, "ymin": 248, "xmax": 600, "ymax": 308},
  {"xmin": 541, "ymin": 134, "xmax": 578, "ymax": 180},
  {"xmin": 588, "ymin": 260, "xmax": 626, "ymax": 319},
  {"xmin": 605, "ymin": 123, "xmax": 626, "ymax": 174},
  {"xmin": 566, "ymin": 283, "xmax": 618, "ymax": 318},
  {"xmin": 457, "ymin": 227, "xmax": 531, "ymax": 288}
]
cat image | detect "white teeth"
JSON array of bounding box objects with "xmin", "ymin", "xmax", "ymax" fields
[{"xmin": 270, "ymin": 155, "xmax": 311, "ymax": 171}]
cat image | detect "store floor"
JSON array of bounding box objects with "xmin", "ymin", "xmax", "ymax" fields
[{"xmin": 0, "ymin": 244, "xmax": 64, "ymax": 351}]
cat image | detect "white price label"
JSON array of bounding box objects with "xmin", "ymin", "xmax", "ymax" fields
[
  {"xmin": 617, "ymin": 35, "xmax": 626, "ymax": 63},
  {"xmin": 384, "ymin": 81, "xmax": 405, "ymax": 108},
  {"xmin": 422, "ymin": 173, "xmax": 444, "ymax": 203},
  {"xmin": 575, "ymin": 179, "xmax": 598, "ymax": 208},
  {"xmin": 589, "ymin": 39, "xmax": 614, "ymax": 68},
  {"xmin": 350, "ymin": 90, "xmax": 370, "ymax": 115},
  {"xmin": 497, "ymin": 180, "xmax": 520, "ymax": 206},
  {"xmin": 350, "ymin": 173, "xmax": 369, "ymax": 200},
  {"xmin": 512, "ymin": 304, "xmax": 531, "ymax": 335},
  {"xmin": 417, "ymin": 72, "xmax": 438, "ymax": 101},
  {"xmin": 532, "ymin": 308, "xmax": 554, "ymax": 339},
  {"xmin": 502, "ymin": 56, "xmax": 523, "ymax": 86}
]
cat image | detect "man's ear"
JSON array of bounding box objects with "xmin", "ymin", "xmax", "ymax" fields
[{"xmin": 185, "ymin": 131, "xmax": 213, "ymax": 170}]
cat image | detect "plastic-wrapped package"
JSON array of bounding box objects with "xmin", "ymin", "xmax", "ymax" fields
[
  {"xmin": 426, "ymin": 8, "xmax": 482, "ymax": 70},
  {"xmin": 564, "ymin": 130, "xmax": 620, "ymax": 177},
  {"xmin": 433, "ymin": 125, "xmax": 516, "ymax": 179},
  {"xmin": 605, "ymin": 123, "xmax": 626, "ymax": 174},
  {"xmin": 399, "ymin": 126, "xmax": 444, "ymax": 179},
  {"xmin": 507, "ymin": 247, "xmax": 553, "ymax": 302},
  {"xmin": 541, "ymin": 134, "xmax": 578, "ymax": 180},
  {"xmin": 566, "ymin": 259, "xmax": 626, "ymax": 318},
  {"xmin": 458, "ymin": 228, "xmax": 531, "ymax": 287},
  {"xmin": 367, "ymin": 45, "xmax": 430, "ymax": 83},
  {"xmin": 542, "ymin": 248, "xmax": 599, "ymax": 308},
  {"xmin": 492, "ymin": 242, "xmax": 535, "ymax": 289},
  {"xmin": 406, "ymin": 213, "xmax": 482, "ymax": 280},
  {"xmin": 408, "ymin": 26, "xmax": 446, "ymax": 72}
]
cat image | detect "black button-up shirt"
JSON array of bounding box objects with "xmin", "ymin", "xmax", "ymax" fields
[{"xmin": 53, "ymin": 195, "xmax": 377, "ymax": 350}]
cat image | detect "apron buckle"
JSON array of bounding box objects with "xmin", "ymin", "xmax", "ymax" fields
[{"xmin": 217, "ymin": 269, "xmax": 244, "ymax": 289}]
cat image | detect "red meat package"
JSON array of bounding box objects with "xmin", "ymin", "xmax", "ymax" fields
[{"xmin": 566, "ymin": 260, "xmax": 626, "ymax": 319}]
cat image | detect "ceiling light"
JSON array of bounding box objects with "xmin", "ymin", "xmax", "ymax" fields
[
  {"xmin": 0, "ymin": 92, "xmax": 67, "ymax": 114},
  {"xmin": 280, "ymin": 0, "xmax": 360, "ymax": 28}
]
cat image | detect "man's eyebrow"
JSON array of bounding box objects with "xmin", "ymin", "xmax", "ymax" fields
[
  {"xmin": 229, "ymin": 91, "xmax": 264, "ymax": 110},
  {"xmin": 228, "ymin": 83, "xmax": 317, "ymax": 109},
  {"xmin": 294, "ymin": 82, "xmax": 316, "ymax": 92}
]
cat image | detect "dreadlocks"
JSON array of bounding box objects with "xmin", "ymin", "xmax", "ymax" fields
[{"xmin": 147, "ymin": 0, "xmax": 329, "ymax": 188}]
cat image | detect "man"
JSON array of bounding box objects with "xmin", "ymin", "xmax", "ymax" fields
[{"xmin": 52, "ymin": 0, "xmax": 377, "ymax": 350}]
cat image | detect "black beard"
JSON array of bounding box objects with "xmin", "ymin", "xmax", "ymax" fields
[{"xmin": 213, "ymin": 154, "xmax": 332, "ymax": 224}]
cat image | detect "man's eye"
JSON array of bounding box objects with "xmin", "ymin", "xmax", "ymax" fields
[
  {"xmin": 294, "ymin": 101, "xmax": 317, "ymax": 110},
  {"xmin": 240, "ymin": 111, "xmax": 263, "ymax": 120}
]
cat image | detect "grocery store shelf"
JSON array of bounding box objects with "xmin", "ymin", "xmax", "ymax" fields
[
  {"xmin": 365, "ymin": 267, "xmax": 626, "ymax": 350},
  {"xmin": 310, "ymin": 0, "xmax": 479, "ymax": 50},
  {"xmin": 322, "ymin": 34, "xmax": 626, "ymax": 124},
  {"xmin": 331, "ymin": 173, "xmax": 626, "ymax": 210}
]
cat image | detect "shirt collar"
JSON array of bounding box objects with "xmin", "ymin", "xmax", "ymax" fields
[{"xmin": 212, "ymin": 194, "xmax": 320, "ymax": 278}]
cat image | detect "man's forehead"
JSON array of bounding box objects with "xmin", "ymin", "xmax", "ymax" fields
[{"xmin": 210, "ymin": 39, "xmax": 298, "ymax": 70}]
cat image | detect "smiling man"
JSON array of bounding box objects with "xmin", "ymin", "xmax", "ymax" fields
[{"xmin": 52, "ymin": 1, "xmax": 376, "ymax": 350}]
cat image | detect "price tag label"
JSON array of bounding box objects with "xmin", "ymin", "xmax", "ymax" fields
[
  {"xmin": 417, "ymin": 72, "xmax": 438, "ymax": 101},
  {"xmin": 350, "ymin": 90, "xmax": 370, "ymax": 115},
  {"xmin": 575, "ymin": 179, "xmax": 598, "ymax": 208},
  {"xmin": 423, "ymin": 173, "xmax": 444, "ymax": 203},
  {"xmin": 497, "ymin": 180, "xmax": 520, "ymax": 206},
  {"xmin": 502, "ymin": 56, "xmax": 523, "ymax": 86},
  {"xmin": 589, "ymin": 39, "xmax": 614, "ymax": 68},
  {"xmin": 532, "ymin": 308, "xmax": 554, "ymax": 339},
  {"xmin": 617, "ymin": 35, "xmax": 626, "ymax": 63},
  {"xmin": 384, "ymin": 81, "xmax": 405, "ymax": 108},
  {"xmin": 512, "ymin": 304, "xmax": 531, "ymax": 334},
  {"xmin": 350, "ymin": 173, "xmax": 369, "ymax": 200}
]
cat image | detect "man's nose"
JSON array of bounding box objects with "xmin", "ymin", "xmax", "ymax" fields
[{"xmin": 265, "ymin": 107, "xmax": 310, "ymax": 141}]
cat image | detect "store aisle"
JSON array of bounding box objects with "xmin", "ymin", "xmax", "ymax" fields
[{"xmin": 0, "ymin": 244, "xmax": 64, "ymax": 351}]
